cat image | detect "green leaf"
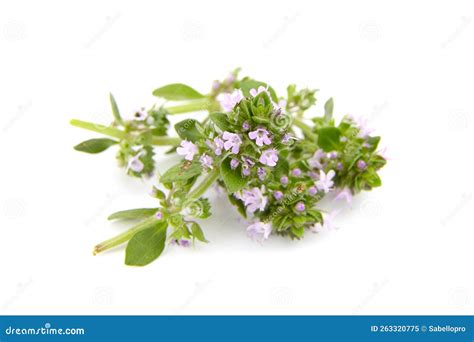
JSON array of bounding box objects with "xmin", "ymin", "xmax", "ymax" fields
[
  {"xmin": 108, "ymin": 208, "xmax": 159, "ymax": 221},
  {"xmin": 174, "ymin": 119, "xmax": 205, "ymax": 142},
  {"xmin": 190, "ymin": 222, "xmax": 208, "ymax": 243},
  {"xmin": 74, "ymin": 138, "xmax": 118, "ymax": 154},
  {"xmin": 274, "ymin": 158, "xmax": 289, "ymax": 179},
  {"xmin": 317, "ymin": 127, "xmax": 341, "ymax": 152},
  {"xmin": 291, "ymin": 225, "xmax": 305, "ymax": 238},
  {"xmin": 220, "ymin": 157, "xmax": 247, "ymax": 193},
  {"xmin": 209, "ymin": 112, "xmax": 231, "ymax": 131},
  {"xmin": 109, "ymin": 93, "xmax": 123, "ymax": 125},
  {"xmin": 324, "ymin": 98, "xmax": 334, "ymax": 122},
  {"xmin": 160, "ymin": 161, "xmax": 202, "ymax": 184},
  {"xmin": 366, "ymin": 136, "xmax": 381, "ymax": 152},
  {"xmin": 152, "ymin": 83, "xmax": 204, "ymax": 101},
  {"xmin": 125, "ymin": 221, "xmax": 167, "ymax": 266}
]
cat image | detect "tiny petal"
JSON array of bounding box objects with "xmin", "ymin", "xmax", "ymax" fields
[
  {"xmin": 295, "ymin": 202, "xmax": 305, "ymax": 212},
  {"xmin": 273, "ymin": 191, "xmax": 283, "ymax": 200},
  {"xmin": 357, "ymin": 160, "xmax": 367, "ymax": 170}
]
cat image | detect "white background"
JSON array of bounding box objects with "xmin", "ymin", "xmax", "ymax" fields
[{"xmin": 1, "ymin": 0, "xmax": 473, "ymax": 315}]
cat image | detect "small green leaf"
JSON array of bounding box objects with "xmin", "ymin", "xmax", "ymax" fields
[
  {"xmin": 125, "ymin": 221, "xmax": 168, "ymax": 266},
  {"xmin": 220, "ymin": 157, "xmax": 247, "ymax": 193},
  {"xmin": 108, "ymin": 208, "xmax": 159, "ymax": 221},
  {"xmin": 324, "ymin": 98, "xmax": 334, "ymax": 122},
  {"xmin": 190, "ymin": 222, "xmax": 208, "ymax": 243},
  {"xmin": 109, "ymin": 93, "xmax": 123, "ymax": 125},
  {"xmin": 317, "ymin": 127, "xmax": 341, "ymax": 152},
  {"xmin": 160, "ymin": 161, "xmax": 202, "ymax": 184},
  {"xmin": 366, "ymin": 136, "xmax": 381, "ymax": 152},
  {"xmin": 174, "ymin": 119, "xmax": 205, "ymax": 142},
  {"xmin": 274, "ymin": 158, "xmax": 289, "ymax": 179},
  {"xmin": 209, "ymin": 112, "xmax": 231, "ymax": 131},
  {"xmin": 74, "ymin": 138, "xmax": 118, "ymax": 154},
  {"xmin": 291, "ymin": 225, "xmax": 305, "ymax": 238},
  {"xmin": 239, "ymin": 79, "xmax": 278, "ymax": 102},
  {"xmin": 152, "ymin": 83, "xmax": 204, "ymax": 101}
]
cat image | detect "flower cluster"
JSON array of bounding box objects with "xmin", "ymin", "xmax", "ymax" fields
[{"xmin": 71, "ymin": 70, "xmax": 387, "ymax": 266}]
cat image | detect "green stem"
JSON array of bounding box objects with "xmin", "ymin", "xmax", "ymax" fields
[
  {"xmin": 166, "ymin": 98, "xmax": 211, "ymax": 114},
  {"xmin": 293, "ymin": 118, "xmax": 318, "ymax": 141},
  {"xmin": 93, "ymin": 216, "xmax": 157, "ymax": 255},
  {"xmin": 186, "ymin": 168, "xmax": 220, "ymax": 202},
  {"xmin": 70, "ymin": 119, "xmax": 181, "ymax": 146},
  {"xmin": 70, "ymin": 119, "xmax": 125, "ymax": 139},
  {"xmin": 93, "ymin": 168, "xmax": 220, "ymax": 255}
]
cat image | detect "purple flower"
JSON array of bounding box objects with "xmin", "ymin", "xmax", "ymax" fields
[
  {"xmin": 308, "ymin": 186, "xmax": 318, "ymax": 196},
  {"xmin": 246, "ymin": 221, "xmax": 272, "ymax": 242},
  {"xmin": 357, "ymin": 160, "xmax": 367, "ymax": 170},
  {"xmin": 127, "ymin": 152, "xmax": 145, "ymax": 173},
  {"xmin": 242, "ymin": 121, "xmax": 250, "ymax": 131},
  {"xmin": 281, "ymin": 133, "xmax": 296, "ymax": 144},
  {"xmin": 230, "ymin": 158, "xmax": 240, "ymax": 170},
  {"xmin": 213, "ymin": 137, "xmax": 224, "ymax": 155},
  {"xmin": 248, "ymin": 128, "xmax": 272, "ymax": 147},
  {"xmin": 310, "ymin": 210, "xmax": 339, "ymax": 233},
  {"xmin": 225, "ymin": 74, "xmax": 235, "ymax": 84},
  {"xmin": 249, "ymin": 86, "xmax": 269, "ymax": 97},
  {"xmin": 280, "ymin": 176, "xmax": 289, "ymax": 185},
  {"xmin": 327, "ymin": 151, "xmax": 338, "ymax": 159},
  {"xmin": 295, "ymin": 202, "xmax": 305, "ymax": 212},
  {"xmin": 315, "ymin": 169, "xmax": 335, "ymax": 193},
  {"xmin": 273, "ymin": 191, "xmax": 283, "ymax": 200},
  {"xmin": 199, "ymin": 153, "xmax": 213, "ymax": 170},
  {"xmin": 212, "ymin": 80, "xmax": 220, "ymax": 90},
  {"xmin": 308, "ymin": 149, "xmax": 326, "ymax": 169},
  {"xmin": 134, "ymin": 108, "xmax": 148, "ymax": 121},
  {"xmin": 240, "ymin": 187, "xmax": 268, "ymax": 214},
  {"xmin": 222, "ymin": 131, "xmax": 242, "ymax": 154},
  {"xmin": 334, "ymin": 187, "xmax": 353, "ymax": 204},
  {"xmin": 340, "ymin": 136, "xmax": 348, "ymax": 143},
  {"xmin": 356, "ymin": 116, "xmax": 374, "ymax": 138},
  {"xmin": 177, "ymin": 140, "xmax": 198, "ymax": 161},
  {"xmin": 257, "ymin": 167, "xmax": 266, "ymax": 181},
  {"xmin": 336, "ymin": 162, "xmax": 343, "ymax": 170},
  {"xmin": 259, "ymin": 149, "xmax": 278, "ymax": 167},
  {"xmin": 308, "ymin": 171, "xmax": 319, "ymax": 180},
  {"xmin": 292, "ymin": 168, "xmax": 302, "ymax": 177},
  {"xmin": 242, "ymin": 165, "xmax": 251, "ymax": 176},
  {"xmin": 155, "ymin": 211, "xmax": 163, "ymax": 220},
  {"xmin": 179, "ymin": 239, "xmax": 191, "ymax": 247},
  {"xmin": 217, "ymin": 89, "xmax": 244, "ymax": 112}
]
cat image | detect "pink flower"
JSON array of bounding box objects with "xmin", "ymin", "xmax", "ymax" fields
[
  {"xmin": 308, "ymin": 149, "xmax": 326, "ymax": 169},
  {"xmin": 310, "ymin": 210, "xmax": 339, "ymax": 233},
  {"xmin": 334, "ymin": 187, "xmax": 353, "ymax": 204},
  {"xmin": 259, "ymin": 149, "xmax": 278, "ymax": 167},
  {"xmin": 249, "ymin": 86, "xmax": 269, "ymax": 97},
  {"xmin": 240, "ymin": 187, "xmax": 267, "ymax": 214},
  {"xmin": 176, "ymin": 140, "xmax": 198, "ymax": 161},
  {"xmin": 246, "ymin": 221, "xmax": 272, "ymax": 242},
  {"xmin": 222, "ymin": 132, "xmax": 242, "ymax": 154},
  {"xmin": 248, "ymin": 128, "xmax": 272, "ymax": 147},
  {"xmin": 356, "ymin": 116, "xmax": 374, "ymax": 138},
  {"xmin": 217, "ymin": 89, "xmax": 244, "ymax": 112},
  {"xmin": 315, "ymin": 169, "xmax": 335, "ymax": 193},
  {"xmin": 127, "ymin": 151, "xmax": 145, "ymax": 173},
  {"xmin": 199, "ymin": 153, "xmax": 213, "ymax": 170}
]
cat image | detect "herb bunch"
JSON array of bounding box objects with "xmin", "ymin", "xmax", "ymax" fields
[{"xmin": 71, "ymin": 70, "xmax": 386, "ymax": 266}]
